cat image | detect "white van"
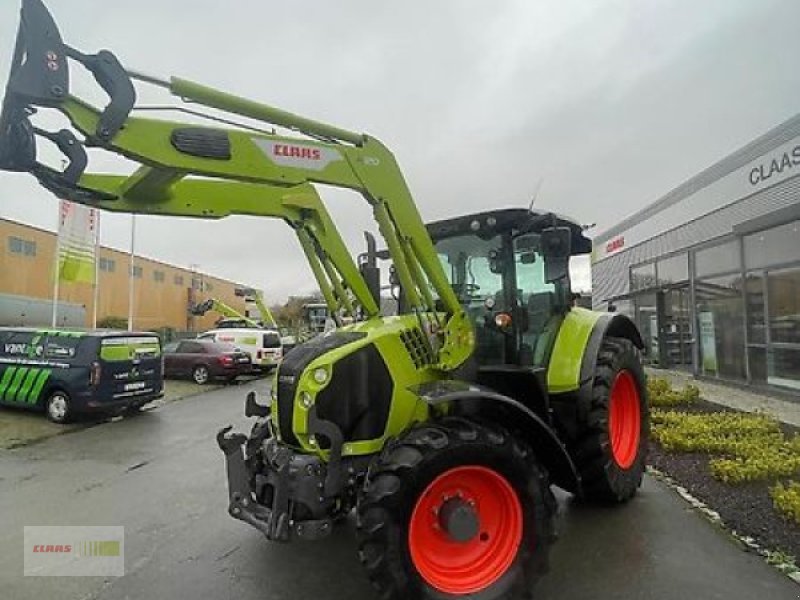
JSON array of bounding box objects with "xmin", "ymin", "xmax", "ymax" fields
[{"xmin": 197, "ymin": 328, "xmax": 283, "ymax": 372}]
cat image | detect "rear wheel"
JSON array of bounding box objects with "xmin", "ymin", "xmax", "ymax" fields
[
  {"xmin": 192, "ymin": 365, "xmax": 210, "ymax": 385},
  {"xmin": 571, "ymin": 337, "xmax": 649, "ymax": 503},
  {"xmin": 45, "ymin": 391, "xmax": 72, "ymax": 424},
  {"xmin": 357, "ymin": 417, "xmax": 556, "ymax": 600}
]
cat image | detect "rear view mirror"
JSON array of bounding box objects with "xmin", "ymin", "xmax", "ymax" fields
[
  {"xmin": 540, "ymin": 227, "xmax": 571, "ymax": 259},
  {"xmin": 541, "ymin": 227, "xmax": 572, "ymax": 284}
]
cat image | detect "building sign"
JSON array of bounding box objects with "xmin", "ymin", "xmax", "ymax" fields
[
  {"xmin": 605, "ymin": 236, "xmax": 625, "ymax": 255},
  {"xmin": 593, "ymin": 133, "xmax": 800, "ymax": 263},
  {"xmin": 748, "ymin": 143, "xmax": 800, "ymax": 186}
]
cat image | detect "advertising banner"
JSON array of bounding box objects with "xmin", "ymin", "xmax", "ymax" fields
[
  {"xmin": 698, "ymin": 311, "xmax": 718, "ymax": 373},
  {"xmin": 57, "ymin": 200, "xmax": 99, "ymax": 283}
]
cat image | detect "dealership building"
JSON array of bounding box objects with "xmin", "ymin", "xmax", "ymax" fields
[{"xmin": 592, "ymin": 113, "xmax": 800, "ymax": 393}]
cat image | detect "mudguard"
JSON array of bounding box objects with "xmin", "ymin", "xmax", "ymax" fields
[
  {"xmin": 579, "ymin": 313, "xmax": 644, "ymax": 385},
  {"xmin": 411, "ymin": 380, "xmax": 581, "ymax": 495}
]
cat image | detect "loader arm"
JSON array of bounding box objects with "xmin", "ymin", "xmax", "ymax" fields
[
  {"xmin": 192, "ymin": 298, "xmax": 262, "ymax": 329},
  {"xmin": 0, "ymin": 0, "xmax": 472, "ymax": 370},
  {"xmin": 234, "ymin": 288, "xmax": 278, "ymax": 329},
  {"xmin": 81, "ymin": 174, "xmax": 377, "ymax": 322}
]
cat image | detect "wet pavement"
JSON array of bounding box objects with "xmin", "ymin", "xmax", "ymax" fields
[
  {"xmin": 1, "ymin": 381, "xmax": 797, "ymax": 599},
  {"xmin": 0, "ymin": 379, "xmax": 224, "ymax": 449}
]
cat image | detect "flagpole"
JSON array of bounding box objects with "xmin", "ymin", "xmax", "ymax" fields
[
  {"xmin": 51, "ymin": 238, "xmax": 61, "ymax": 328},
  {"xmin": 51, "ymin": 200, "xmax": 65, "ymax": 328},
  {"xmin": 92, "ymin": 210, "xmax": 100, "ymax": 329},
  {"xmin": 127, "ymin": 214, "xmax": 136, "ymax": 331}
]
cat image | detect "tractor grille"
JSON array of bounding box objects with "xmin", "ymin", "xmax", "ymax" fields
[
  {"xmin": 275, "ymin": 332, "xmax": 365, "ymax": 446},
  {"xmin": 315, "ymin": 343, "xmax": 394, "ymax": 442},
  {"xmin": 400, "ymin": 328, "xmax": 434, "ymax": 369}
]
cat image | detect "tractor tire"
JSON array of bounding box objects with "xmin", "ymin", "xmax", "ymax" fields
[
  {"xmin": 357, "ymin": 417, "xmax": 556, "ymax": 600},
  {"xmin": 571, "ymin": 336, "xmax": 649, "ymax": 503}
]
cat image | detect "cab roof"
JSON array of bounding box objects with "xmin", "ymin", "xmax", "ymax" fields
[{"xmin": 426, "ymin": 208, "xmax": 592, "ymax": 255}]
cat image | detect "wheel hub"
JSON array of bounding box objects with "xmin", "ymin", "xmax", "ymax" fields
[{"xmin": 437, "ymin": 496, "xmax": 479, "ymax": 543}]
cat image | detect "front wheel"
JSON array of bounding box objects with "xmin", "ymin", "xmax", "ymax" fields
[
  {"xmin": 571, "ymin": 336, "xmax": 649, "ymax": 503},
  {"xmin": 357, "ymin": 417, "xmax": 556, "ymax": 600},
  {"xmin": 45, "ymin": 391, "xmax": 72, "ymax": 424}
]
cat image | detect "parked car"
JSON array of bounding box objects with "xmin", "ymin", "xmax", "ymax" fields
[
  {"xmin": 162, "ymin": 339, "xmax": 252, "ymax": 384},
  {"xmin": 197, "ymin": 328, "xmax": 283, "ymax": 372},
  {"xmin": 0, "ymin": 327, "xmax": 163, "ymax": 423}
]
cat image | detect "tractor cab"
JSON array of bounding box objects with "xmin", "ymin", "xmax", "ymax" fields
[{"xmin": 428, "ymin": 208, "xmax": 592, "ymax": 370}]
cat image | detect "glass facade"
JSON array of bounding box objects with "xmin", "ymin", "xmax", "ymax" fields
[
  {"xmin": 631, "ymin": 262, "xmax": 657, "ymax": 291},
  {"xmin": 624, "ymin": 219, "xmax": 800, "ymax": 393},
  {"xmin": 695, "ymin": 239, "xmax": 740, "ymax": 277},
  {"xmin": 695, "ymin": 273, "xmax": 746, "ymax": 380},
  {"xmin": 657, "ymin": 253, "xmax": 689, "ymax": 285}
]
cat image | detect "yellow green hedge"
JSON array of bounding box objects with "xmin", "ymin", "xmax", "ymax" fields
[
  {"xmin": 771, "ymin": 482, "xmax": 800, "ymax": 525},
  {"xmin": 652, "ymin": 409, "xmax": 800, "ymax": 483},
  {"xmin": 648, "ymin": 377, "xmax": 700, "ymax": 407}
]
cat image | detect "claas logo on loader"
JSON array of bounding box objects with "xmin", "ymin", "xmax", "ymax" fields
[
  {"xmin": 252, "ymin": 139, "xmax": 343, "ymax": 171},
  {"xmin": 273, "ymin": 144, "xmax": 322, "ymax": 161}
]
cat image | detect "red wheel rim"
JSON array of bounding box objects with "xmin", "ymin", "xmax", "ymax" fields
[
  {"xmin": 608, "ymin": 370, "xmax": 641, "ymax": 469},
  {"xmin": 408, "ymin": 465, "xmax": 523, "ymax": 595}
]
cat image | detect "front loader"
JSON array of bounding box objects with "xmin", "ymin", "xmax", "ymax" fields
[
  {"xmin": 0, "ymin": 3, "xmax": 649, "ymax": 599},
  {"xmin": 192, "ymin": 297, "xmax": 265, "ymax": 330}
]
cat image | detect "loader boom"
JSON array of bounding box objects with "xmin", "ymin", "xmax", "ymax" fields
[
  {"xmin": 0, "ymin": 0, "xmax": 473, "ymax": 370},
  {"xmin": 191, "ymin": 298, "xmax": 263, "ymax": 330}
]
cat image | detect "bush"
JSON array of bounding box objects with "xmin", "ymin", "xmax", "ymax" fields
[
  {"xmin": 771, "ymin": 481, "xmax": 800, "ymax": 525},
  {"xmin": 648, "ymin": 377, "xmax": 700, "ymax": 407},
  {"xmin": 652, "ymin": 408, "xmax": 800, "ymax": 483},
  {"xmin": 97, "ymin": 315, "xmax": 128, "ymax": 329}
]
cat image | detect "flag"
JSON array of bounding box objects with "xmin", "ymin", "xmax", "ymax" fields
[{"xmin": 57, "ymin": 200, "xmax": 99, "ymax": 283}]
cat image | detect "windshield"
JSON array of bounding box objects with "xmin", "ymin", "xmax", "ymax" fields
[{"xmin": 436, "ymin": 234, "xmax": 503, "ymax": 308}]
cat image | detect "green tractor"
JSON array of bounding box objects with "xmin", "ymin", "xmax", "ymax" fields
[{"xmin": 0, "ymin": 2, "xmax": 648, "ymax": 598}]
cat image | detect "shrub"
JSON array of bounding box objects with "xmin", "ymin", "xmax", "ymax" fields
[
  {"xmin": 97, "ymin": 315, "xmax": 128, "ymax": 329},
  {"xmin": 648, "ymin": 377, "xmax": 700, "ymax": 407},
  {"xmin": 652, "ymin": 409, "xmax": 800, "ymax": 483},
  {"xmin": 771, "ymin": 481, "xmax": 800, "ymax": 525}
]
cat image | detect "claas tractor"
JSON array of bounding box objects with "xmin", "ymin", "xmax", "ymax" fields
[{"xmin": 0, "ymin": 2, "xmax": 648, "ymax": 598}]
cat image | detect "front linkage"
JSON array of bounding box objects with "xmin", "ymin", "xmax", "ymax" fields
[{"xmin": 217, "ymin": 393, "xmax": 366, "ymax": 542}]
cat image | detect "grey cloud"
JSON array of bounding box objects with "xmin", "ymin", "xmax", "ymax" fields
[{"xmin": 1, "ymin": 0, "xmax": 798, "ymax": 302}]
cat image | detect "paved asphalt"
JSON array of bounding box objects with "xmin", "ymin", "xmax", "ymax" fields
[{"xmin": 1, "ymin": 381, "xmax": 797, "ymax": 600}]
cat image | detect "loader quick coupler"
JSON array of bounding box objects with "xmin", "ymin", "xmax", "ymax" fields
[{"xmin": 217, "ymin": 407, "xmax": 348, "ymax": 542}]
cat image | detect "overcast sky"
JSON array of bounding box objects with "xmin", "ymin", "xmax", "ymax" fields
[{"xmin": 2, "ymin": 0, "xmax": 799, "ymax": 301}]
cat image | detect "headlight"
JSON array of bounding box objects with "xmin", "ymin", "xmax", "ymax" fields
[
  {"xmin": 313, "ymin": 367, "xmax": 328, "ymax": 385},
  {"xmin": 299, "ymin": 391, "xmax": 314, "ymax": 409}
]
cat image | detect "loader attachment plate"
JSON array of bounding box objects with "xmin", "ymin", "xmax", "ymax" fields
[{"xmin": 0, "ymin": 0, "xmax": 134, "ymax": 199}]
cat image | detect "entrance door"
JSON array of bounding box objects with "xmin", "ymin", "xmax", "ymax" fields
[
  {"xmin": 633, "ymin": 292, "xmax": 658, "ymax": 365},
  {"xmin": 662, "ymin": 286, "xmax": 693, "ymax": 370}
]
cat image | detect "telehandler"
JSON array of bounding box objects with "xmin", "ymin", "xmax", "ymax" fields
[{"xmin": 0, "ymin": 2, "xmax": 648, "ymax": 598}]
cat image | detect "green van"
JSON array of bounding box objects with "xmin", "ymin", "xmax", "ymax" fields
[{"xmin": 0, "ymin": 328, "xmax": 164, "ymax": 423}]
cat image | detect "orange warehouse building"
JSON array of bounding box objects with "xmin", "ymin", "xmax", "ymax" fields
[{"xmin": 1, "ymin": 217, "xmax": 253, "ymax": 332}]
